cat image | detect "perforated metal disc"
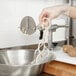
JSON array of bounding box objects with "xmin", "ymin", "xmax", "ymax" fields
[{"xmin": 20, "ymin": 16, "xmax": 36, "ymax": 35}]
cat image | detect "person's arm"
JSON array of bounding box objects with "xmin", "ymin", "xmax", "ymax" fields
[
  {"xmin": 39, "ymin": 5, "xmax": 76, "ymax": 27},
  {"xmin": 66, "ymin": 6, "xmax": 76, "ymax": 19}
]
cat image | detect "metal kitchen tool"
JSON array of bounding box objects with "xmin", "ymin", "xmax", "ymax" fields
[
  {"xmin": 0, "ymin": 51, "xmax": 10, "ymax": 64},
  {"xmin": 0, "ymin": 48, "xmax": 43, "ymax": 76},
  {"xmin": 20, "ymin": 16, "xmax": 44, "ymax": 42},
  {"xmin": 0, "ymin": 49, "xmax": 35, "ymax": 65},
  {"xmin": 20, "ymin": 16, "xmax": 36, "ymax": 35},
  {"xmin": 51, "ymin": 24, "xmax": 69, "ymax": 32},
  {"xmin": 48, "ymin": 24, "xmax": 69, "ymax": 49}
]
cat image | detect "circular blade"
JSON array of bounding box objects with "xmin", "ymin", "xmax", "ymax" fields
[{"xmin": 20, "ymin": 16, "xmax": 36, "ymax": 35}]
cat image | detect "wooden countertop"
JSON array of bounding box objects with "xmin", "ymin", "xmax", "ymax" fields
[
  {"xmin": 39, "ymin": 72, "xmax": 54, "ymax": 76},
  {"xmin": 43, "ymin": 61, "xmax": 76, "ymax": 76}
]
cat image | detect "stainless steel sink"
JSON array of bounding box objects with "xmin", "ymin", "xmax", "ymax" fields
[{"xmin": 0, "ymin": 45, "xmax": 43, "ymax": 76}]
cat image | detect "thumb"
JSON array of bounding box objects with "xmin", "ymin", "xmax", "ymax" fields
[{"xmin": 42, "ymin": 18, "xmax": 51, "ymax": 27}]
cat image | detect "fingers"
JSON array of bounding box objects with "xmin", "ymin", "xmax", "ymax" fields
[
  {"xmin": 42, "ymin": 18, "xmax": 49, "ymax": 27},
  {"xmin": 39, "ymin": 10, "xmax": 46, "ymax": 23},
  {"xmin": 39, "ymin": 9, "xmax": 50, "ymax": 27}
]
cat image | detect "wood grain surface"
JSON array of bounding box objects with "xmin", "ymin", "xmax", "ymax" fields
[{"xmin": 43, "ymin": 61, "xmax": 76, "ymax": 76}]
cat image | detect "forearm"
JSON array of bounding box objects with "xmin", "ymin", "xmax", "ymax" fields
[
  {"xmin": 65, "ymin": 6, "xmax": 76, "ymax": 19},
  {"xmin": 69, "ymin": 6, "xmax": 76, "ymax": 19}
]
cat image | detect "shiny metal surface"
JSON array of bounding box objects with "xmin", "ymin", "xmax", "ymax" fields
[
  {"xmin": 0, "ymin": 64, "xmax": 43, "ymax": 76},
  {"xmin": 0, "ymin": 47, "xmax": 43, "ymax": 76},
  {"xmin": 0, "ymin": 64, "xmax": 42, "ymax": 76},
  {"xmin": 20, "ymin": 16, "xmax": 46, "ymax": 35},
  {"xmin": 0, "ymin": 49, "xmax": 35, "ymax": 65},
  {"xmin": 20, "ymin": 16, "xmax": 36, "ymax": 35}
]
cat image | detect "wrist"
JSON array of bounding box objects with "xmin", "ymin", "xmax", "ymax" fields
[{"xmin": 61, "ymin": 5, "xmax": 70, "ymax": 16}]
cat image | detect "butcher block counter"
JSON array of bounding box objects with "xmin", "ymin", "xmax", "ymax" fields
[{"xmin": 42, "ymin": 48, "xmax": 76, "ymax": 76}]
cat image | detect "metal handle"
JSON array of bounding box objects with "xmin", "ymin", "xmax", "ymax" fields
[
  {"xmin": 51, "ymin": 24, "xmax": 69, "ymax": 32},
  {"xmin": 39, "ymin": 30, "xmax": 43, "ymax": 40}
]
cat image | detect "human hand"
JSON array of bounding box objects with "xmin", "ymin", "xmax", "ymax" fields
[{"xmin": 39, "ymin": 5, "xmax": 69, "ymax": 27}]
